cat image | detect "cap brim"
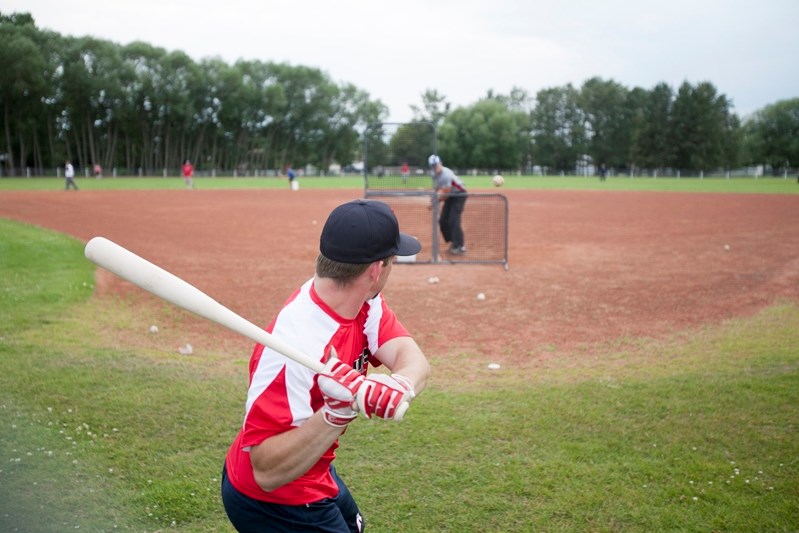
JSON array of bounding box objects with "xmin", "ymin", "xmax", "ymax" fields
[{"xmin": 397, "ymin": 232, "xmax": 422, "ymax": 256}]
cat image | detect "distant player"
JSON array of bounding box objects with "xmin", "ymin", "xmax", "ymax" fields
[
  {"xmin": 64, "ymin": 160, "xmax": 78, "ymax": 190},
  {"xmin": 182, "ymin": 159, "xmax": 194, "ymax": 189},
  {"xmin": 429, "ymin": 154, "xmax": 467, "ymax": 255},
  {"xmin": 400, "ymin": 161, "xmax": 410, "ymax": 183},
  {"xmin": 287, "ymin": 164, "xmax": 296, "ymax": 189}
]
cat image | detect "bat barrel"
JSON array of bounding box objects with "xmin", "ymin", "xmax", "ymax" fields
[{"xmin": 84, "ymin": 237, "xmax": 325, "ymax": 373}]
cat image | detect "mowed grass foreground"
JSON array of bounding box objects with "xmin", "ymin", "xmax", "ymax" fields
[{"xmin": 1, "ymin": 220, "xmax": 798, "ymax": 532}]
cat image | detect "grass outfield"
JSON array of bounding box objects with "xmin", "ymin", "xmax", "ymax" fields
[
  {"xmin": 1, "ymin": 221, "xmax": 798, "ymax": 532},
  {"xmin": 1, "ymin": 175, "xmax": 798, "ymax": 193}
]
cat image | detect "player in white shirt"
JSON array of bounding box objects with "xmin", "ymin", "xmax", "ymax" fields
[{"xmin": 429, "ymin": 154, "xmax": 467, "ymax": 254}]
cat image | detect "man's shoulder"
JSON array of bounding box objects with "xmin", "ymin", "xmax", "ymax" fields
[
  {"xmin": 442, "ymin": 166, "xmax": 456, "ymax": 175},
  {"xmin": 441, "ymin": 167, "xmax": 460, "ymax": 181}
]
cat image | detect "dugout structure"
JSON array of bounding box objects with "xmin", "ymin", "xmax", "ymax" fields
[{"xmin": 363, "ymin": 122, "xmax": 509, "ymax": 269}]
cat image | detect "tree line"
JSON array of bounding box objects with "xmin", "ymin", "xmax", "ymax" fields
[
  {"xmin": 2, "ymin": 11, "xmax": 797, "ymax": 177},
  {"xmin": 410, "ymin": 85, "xmax": 797, "ymax": 176},
  {"xmin": 1, "ymin": 12, "xmax": 383, "ymax": 176}
]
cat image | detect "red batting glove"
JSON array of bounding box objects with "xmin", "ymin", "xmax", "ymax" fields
[
  {"xmin": 356, "ymin": 373, "xmax": 415, "ymax": 421},
  {"xmin": 317, "ymin": 351, "xmax": 365, "ymax": 428}
]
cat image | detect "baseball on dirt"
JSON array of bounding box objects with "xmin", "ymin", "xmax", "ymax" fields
[
  {"xmin": 487, "ymin": 363, "xmax": 501, "ymax": 370},
  {"xmin": 724, "ymin": 244, "xmax": 730, "ymax": 251},
  {"xmin": 492, "ymin": 174, "xmax": 504, "ymax": 187},
  {"xmin": 427, "ymin": 276, "xmax": 440, "ymax": 284},
  {"xmin": 476, "ymin": 292, "xmax": 486, "ymax": 301},
  {"xmin": 178, "ymin": 343, "xmax": 193, "ymax": 355},
  {"xmin": 149, "ymin": 324, "xmax": 159, "ymax": 334}
]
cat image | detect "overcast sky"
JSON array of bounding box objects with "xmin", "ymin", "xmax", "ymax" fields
[{"xmin": 5, "ymin": 0, "xmax": 798, "ymax": 122}]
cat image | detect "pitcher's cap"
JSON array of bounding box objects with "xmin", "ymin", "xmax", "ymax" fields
[
  {"xmin": 428, "ymin": 154, "xmax": 441, "ymax": 167},
  {"xmin": 320, "ymin": 199, "xmax": 422, "ymax": 263}
]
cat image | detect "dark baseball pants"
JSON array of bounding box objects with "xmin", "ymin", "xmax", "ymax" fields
[
  {"xmin": 440, "ymin": 194, "xmax": 467, "ymax": 248},
  {"xmin": 221, "ymin": 465, "xmax": 363, "ymax": 532}
]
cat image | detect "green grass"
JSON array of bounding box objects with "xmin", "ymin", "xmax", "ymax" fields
[
  {"xmin": 1, "ymin": 174, "xmax": 798, "ymax": 193},
  {"xmin": 346, "ymin": 321, "xmax": 799, "ymax": 532},
  {"xmin": 0, "ymin": 219, "xmax": 239, "ymax": 531},
  {"xmin": 1, "ymin": 219, "xmax": 797, "ymax": 532}
]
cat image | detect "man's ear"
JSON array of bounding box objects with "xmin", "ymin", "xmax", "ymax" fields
[{"xmin": 368, "ymin": 260, "xmax": 383, "ymax": 281}]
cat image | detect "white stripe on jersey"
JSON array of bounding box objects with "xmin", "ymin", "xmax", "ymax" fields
[
  {"xmin": 244, "ymin": 279, "xmax": 342, "ymax": 427},
  {"xmin": 363, "ymin": 297, "xmax": 384, "ymax": 357}
]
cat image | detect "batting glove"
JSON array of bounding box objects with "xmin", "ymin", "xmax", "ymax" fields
[
  {"xmin": 317, "ymin": 350, "xmax": 365, "ymax": 428},
  {"xmin": 356, "ymin": 373, "xmax": 415, "ymax": 421}
]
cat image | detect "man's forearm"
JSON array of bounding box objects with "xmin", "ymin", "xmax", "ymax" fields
[{"xmin": 249, "ymin": 410, "xmax": 344, "ymax": 492}]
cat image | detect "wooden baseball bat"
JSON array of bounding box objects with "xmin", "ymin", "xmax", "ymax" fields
[{"xmin": 84, "ymin": 236, "xmax": 325, "ymax": 373}]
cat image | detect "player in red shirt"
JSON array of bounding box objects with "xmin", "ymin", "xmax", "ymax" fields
[
  {"xmin": 181, "ymin": 159, "xmax": 194, "ymax": 189},
  {"xmin": 222, "ymin": 199, "xmax": 429, "ymax": 532},
  {"xmin": 400, "ymin": 161, "xmax": 410, "ymax": 183}
]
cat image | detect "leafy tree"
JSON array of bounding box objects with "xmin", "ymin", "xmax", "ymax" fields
[
  {"xmin": 439, "ymin": 98, "xmax": 528, "ymax": 170},
  {"xmin": 482, "ymin": 87, "xmax": 534, "ymax": 171},
  {"xmin": 0, "ymin": 17, "xmax": 46, "ymax": 174},
  {"xmin": 634, "ymin": 83, "xmax": 674, "ymax": 170},
  {"xmin": 54, "ymin": 36, "xmax": 130, "ymax": 171},
  {"xmin": 722, "ymin": 112, "xmax": 743, "ymax": 170},
  {"xmin": 363, "ymin": 124, "xmax": 390, "ymax": 170},
  {"xmin": 119, "ymin": 41, "xmax": 171, "ymax": 171},
  {"xmin": 157, "ymin": 50, "xmax": 202, "ymax": 169},
  {"xmin": 579, "ymin": 77, "xmax": 631, "ymax": 170},
  {"xmin": 530, "ymin": 84, "xmax": 586, "ymax": 172},
  {"xmin": 387, "ymin": 122, "xmax": 435, "ymax": 168},
  {"xmin": 625, "ymin": 87, "xmax": 649, "ymax": 171},
  {"xmin": 0, "ymin": 11, "xmax": 35, "ymax": 26},
  {"xmin": 193, "ymin": 57, "xmax": 238, "ymax": 170},
  {"xmin": 411, "ymin": 89, "xmax": 450, "ymax": 128},
  {"xmin": 320, "ymin": 82, "xmax": 385, "ymax": 171},
  {"xmin": 670, "ymin": 81, "xmax": 738, "ymax": 171},
  {"xmin": 742, "ymin": 98, "xmax": 799, "ymax": 171},
  {"xmin": 503, "ymin": 87, "xmax": 534, "ymax": 113}
]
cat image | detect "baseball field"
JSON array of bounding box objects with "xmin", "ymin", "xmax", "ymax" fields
[{"xmin": 1, "ymin": 176, "xmax": 798, "ymax": 531}]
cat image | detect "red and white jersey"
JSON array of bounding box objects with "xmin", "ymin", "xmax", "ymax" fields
[{"xmin": 225, "ymin": 278, "xmax": 410, "ymax": 504}]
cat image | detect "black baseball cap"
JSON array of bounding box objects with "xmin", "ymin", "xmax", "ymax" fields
[{"xmin": 320, "ymin": 199, "xmax": 422, "ymax": 264}]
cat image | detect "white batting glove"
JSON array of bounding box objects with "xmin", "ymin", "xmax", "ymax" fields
[
  {"xmin": 356, "ymin": 373, "xmax": 415, "ymax": 421},
  {"xmin": 317, "ymin": 349, "xmax": 365, "ymax": 428}
]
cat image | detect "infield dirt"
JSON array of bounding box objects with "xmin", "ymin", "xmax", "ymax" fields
[{"xmin": 2, "ymin": 188, "xmax": 798, "ymax": 377}]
